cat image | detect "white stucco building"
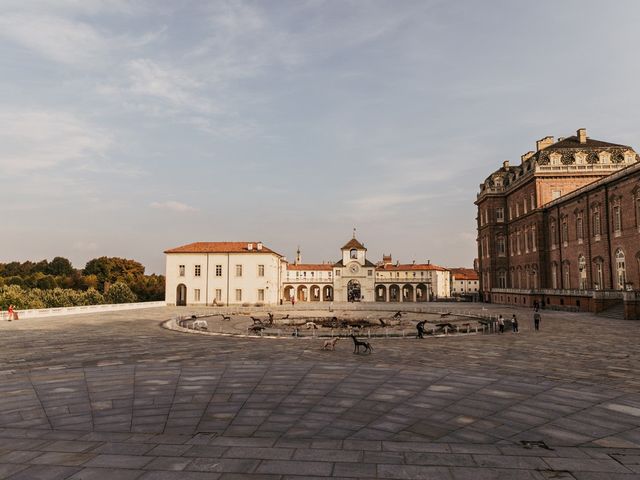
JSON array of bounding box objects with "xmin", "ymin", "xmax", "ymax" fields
[
  {"xmin": 164, "ymin": 242, "xmax": 283, "ymax": 306},
  {"xmin": 164, "ymin": 236, "xmax": 458, "ymax": 306}
]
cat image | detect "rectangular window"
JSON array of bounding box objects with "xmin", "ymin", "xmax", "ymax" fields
[
  {"xmin": 530, "ymin": 193, "xmax": 535, "ymax": 210},
  {"xmin": 335, "ymin": 270, "xmax": 340, "ymax": 276},
  {"xmin": 562, "ymin": 220, "xmax": 568, "ymax": 246},
  {"xmin": 593, "ymin": 209, "xmax": 601, "ymax": 239},
  {"xmin": 516, "ymin": 203, "xmax": 520, "ymax": 217},
  {"xmin": 532, "ymin": 225, "xmax": 537, "ymax": 251},
  {"xmin": 577, "ymin": 217, "xmax": 584, "ymax": 243},
  {"xmin": 235, "ymin": 265, "xmax": 242, "ymax": 277},
  {"xmin": 368, "ymin": 270, "xmax": 373, "ymax": 276},
  {"xmin": 257, "ymin": 289, "xmax": 265, "ymax": 301},
  {"xmin": 613, "ymin": 205, "xmax": 622, "ymax": 234},
  {"xmin": 194, "ymin": 289, "xmax": 200, "ymax": 302},
  {"xmin": 179, "ymin": 265, "xmax": 185, "ymax": 276},
  {"xmin": 235, "ymin": 289, "xmax": 242, "ymax": 302},
  {"xmin": 215, "ymin": 289, "xmax": 222, "ymax": 301},
  {"xmin": 509, "ymin": 206, "xmax": 512, "ymax": 220},
  {"xmin": 258, "ymin": 264, "xmax": 265, "ymax": 277},
  {"xmin": 216, "ymin": 265, "xmax": 222, "ymax": 277},
  {"xmin": 195, "ymin": 265, "xmax": 201, "ymax": 277},
  {"xmin": 496, "ymin": 207, "xmax": 504, "ymax": 222}
]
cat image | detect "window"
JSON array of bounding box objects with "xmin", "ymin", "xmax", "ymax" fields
[
  {"xmin": 194, "ymin": 289, "xmax": 200, "ymax": 302},
  {"xmin": 368, "ymin": 270, "xmax": 373, "ymax": 276},
  {"xmin": 235, "ymin": 265, "xmax": 243, "ymax": 277},
  {"xmin": 613, "ymin": 204, "xmax": 622, "ymax": 235},
  {"xmin": 593, "ymin": 207, "xmax": 601, "ymax": 239},
  {"xmin": 498, "ymin": 270, "xmax": 507, "ymax": 288},
  {"xmin": 516, "ymin": 230, "xmax": 521, "ymax": 255},
  {"xmin": 578, "ymin": 255, "xmax": 587, "ymax": 289},
  {"xmin": 561, "ymin": 218, "xmax": 568, "ymax": 246},
  {"xmin": 497, "ymin": 236, "xmax": 505, "ymax": 256},
  {"xmin": 563, "ymin": 263, "xmax": 570, "ymax": 289},
  {"xmin": 576, "ymin": 216, "xmax": 584, "ymax": 244},
  {"xmin": 496, "ymin": 207, "xmax": 504, "ymax": 222},
  {"xmin": 595, "ymin": 260, "xmax": 604, "ymax": 290},
  {"xmin": 532, "ymin": 224, "xmax": 537, "ymax": 251},
  {"xmin": 216, "ymin": 265, "xmax": 222, "ymax": 277},
  {"xmin": 509, "ymin": 206, "xmax": 512, "ymax": 220},
  {"xmin": 552, "ymin": 263, "xmax": 558, "ymax": 289},
  {"xmin": 550, "ymin": 222, "xmax": 556, "ymax": 248},
  {"xmin": 258, "ymin": 265, "xmax": 265, "ymax": 277},
  {"xmin": 510, "ymin": 234, "xmax": 514, "ymax": 257},
  {"xmin": 258, "ymin": 289, "xmax": 265, "ymax": 301},
  {"xmin": 195, "ymin": 265, "xmax": 201, "ymax": 277},
  {"xmin": 179, "ymin": 265, "xmax": 185, "ymax": 276},
  {"xmin": 523, "ymin": 199, "xmax": 527, "ymax": 214},
  {"xmin": 335, "ymin": 270, "xmax": 340, "ymax": 276},
  {"xmin": 235, "ymin": 289, "xmax": 242, "ymax": 301},
  {"xmin": 516, "ymin": 202, "xmax": 520, "ymax": 217},
  {"xmin": 350, "ymin": 249, "xmax": 357, "ymax": 259},
  {"xmin": 530, "ymin": 193, "xmax": 535, "ymax": 210},
  {"xmin": 215, "ymin": 289, "xmax": 222, "ymax": 301},
  {"xmin": 616, "ymin": 249, "xmax": 626, "ymax": 290},
  {"xmin": 524, "ymin": 227, "xmax": 529, "ymax": 253}
]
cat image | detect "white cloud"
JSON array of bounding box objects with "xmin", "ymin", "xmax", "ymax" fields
[
  {"xmin": 0, "ymin": 110, "xmax": 112, "ymax": 174},
  {"xmin": 150, "ymin": 201, "xmax": 198, "ymax": 213},
  {"xmin": 0, "ymin": 13, "xmax": 109, "ymax": 66}
]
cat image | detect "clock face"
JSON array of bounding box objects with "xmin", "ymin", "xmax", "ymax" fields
[{"xmin": 349, "ymin": 263, "xmax": 359, "ymax": 274}]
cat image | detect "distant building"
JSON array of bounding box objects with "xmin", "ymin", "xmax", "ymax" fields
[
  {"xmin": 476, "ymin": 129, "xmax": 640, "ymax": 319},
  {"xmin": 165, "ymin": 236, "xmax": 460, "ymax": 306},
  {"xmin": 449, "ymin": 268, "xmax": 479, "ymax": 297}
]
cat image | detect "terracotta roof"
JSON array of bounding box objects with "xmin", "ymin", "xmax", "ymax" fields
[
  {"xmin": 164, "ymin": 242, "xmax": 281, "ymax": 256},
  {"xmin": 450, "ymin": 268, "xmax": 479, "ymax": 280},
  {"xmin": 341, "ymin": 238, "xmax": 366, "ymax": 250},
  {"xmin": 334, "ymin": 259, "xmax": 377, "ymax": 267},
  {"xmin": 287, "ymin": 263, "xmax": 333, "ymax": 271},
  {"xmin": 545, "ymin": 136, "xmax": 630, "ymax": 150},
  {"xmin": 376, "ymin": 263, "xmax": 448, "ymax": 272}
]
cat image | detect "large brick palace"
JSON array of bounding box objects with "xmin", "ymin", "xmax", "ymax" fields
[{"xmin": 476, "ymin": 129, "xmax": 640, "ymax": 319}]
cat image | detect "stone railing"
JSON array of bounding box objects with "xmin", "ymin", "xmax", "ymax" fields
[{"xmin": 2, "ymin": 301, "xmax": 166, "ymax": 320}]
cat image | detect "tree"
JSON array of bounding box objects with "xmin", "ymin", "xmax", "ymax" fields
[
  {"xmin": 84, "ymin": 257, "xmax": 145, "ymax": 291},
  {"xmin": 47, "ymin": 257, "xmax": 74, "ymax": 276},
  {"xmin": 80, "ymin": 288, "xmax": 104, "ymax": 305},
  {"xmin": 105, "ymin": 281, "xmax": 137, "ymax": 304}
]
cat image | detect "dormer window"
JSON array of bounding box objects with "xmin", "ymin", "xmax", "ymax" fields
[{"xmin": 350, "ymin": 249, "xmax": 357, "ymax": 259}]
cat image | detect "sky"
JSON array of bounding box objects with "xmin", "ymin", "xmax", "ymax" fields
[{"xmin": 2, "ymin": 0, "xmax": 640, "ymax": 274}]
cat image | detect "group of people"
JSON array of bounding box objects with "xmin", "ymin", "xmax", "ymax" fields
[
  {"xmin": 2, "ymin": 305, "xmax": 17, "ymax": 321},
  {"xmin": 497, "ymin": 311, "xmax": 541, "ymax": 333}
]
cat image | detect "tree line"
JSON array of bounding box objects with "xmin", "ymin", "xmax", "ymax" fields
[{"xmin": 0, "ymin": 256, "xmax": 164, "ymax": 309}]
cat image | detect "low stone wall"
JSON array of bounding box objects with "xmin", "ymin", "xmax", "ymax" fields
[{"xmin": 3, "ymin": 301, "xmax": 166, "ymax": 320}]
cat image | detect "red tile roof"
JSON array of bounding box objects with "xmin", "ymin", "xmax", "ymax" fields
[
  {"xmin": 376, "ymin": 263, "xmax": 448, "ymax": 272},
  {"xmin": 164, "ymin": 242, "xmax": 281, "ymax": 256},
  {"xmin": 341, "ymin": 238, "xmax": 366, "ymax": 250},
  {"xmin": 450, "ymin": 268, "xmax": 479, "ymax": 280},
  {"xmin": 287, "ymin": 264, "xmax": 333, "ymax": 271}
]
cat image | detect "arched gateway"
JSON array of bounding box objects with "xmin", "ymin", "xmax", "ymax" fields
[{"xmin": 347, "ymin": 280, "xmax": 361, "ymax": 302}]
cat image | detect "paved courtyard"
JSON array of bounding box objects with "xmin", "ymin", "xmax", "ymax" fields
[{"xmin": 0, "ymin": 303, "xmax": 640, "ymax": 479}]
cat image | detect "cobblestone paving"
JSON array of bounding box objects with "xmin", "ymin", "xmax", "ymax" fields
[{"xmin": 0, "ymin": 304, "xmax": 639, "ymax": 478}]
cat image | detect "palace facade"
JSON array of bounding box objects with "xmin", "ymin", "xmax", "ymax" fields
[
  {"xmin": 165, "ymin": 236, "xmax": 455, "ymax": 306},
  {"xmin": 476, "ymin": 129, "xmax": 640, "ymax": 319}
]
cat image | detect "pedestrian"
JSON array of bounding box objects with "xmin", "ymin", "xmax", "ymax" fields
[
  {"xmin": 416, "ymin": 320, "xmax": 426, "ymax": 339},
  {"xmin": 511, "ymin": 314, "xmax": 518, "ymax": 333},
  {"xmin": 498, "ymin": 315, "xmax": 504, "ymax": 333},
  {"xmin": 533, "ymin": 312, "xmax": 541, "ymax": 331},
  {"xmin": 291, "ymin": 297, "xmax": 295, "ymax": 306},
  {"xmin": 533, "ymin": 300, "xmax": 540, "ymax": 312},
  {"xmin": 7, "ymin": 305, "xmax": 14, "ymax": 322}
]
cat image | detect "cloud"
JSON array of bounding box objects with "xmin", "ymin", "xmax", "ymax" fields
[
  {"xmin": 150, "ymin": 201, "xmax": 198, "ymax": 213},
  {"xmin": 0, "ymin": 13, "xmax": 109, "ymax": 66},
  {"xmin": 73, "ymin": 240, "xmax": 99, "ymax": 252},
  {"xmin": 0, "ymin": 110, "xmax": 112, "ymax": 174}
]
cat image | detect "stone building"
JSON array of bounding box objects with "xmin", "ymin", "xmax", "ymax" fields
[
  {"xmin": 476, "ymin": 129, "xmax": 640, "ymax": 319},
  {"xmin": 449, "ymin": 268, "xmax": 479, "ymax": 297}
]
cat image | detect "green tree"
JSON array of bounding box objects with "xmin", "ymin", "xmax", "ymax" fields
[
  {"xmin": 105, "ymin": 281, "xmax": 137, "ymax": 304},
  {"xmin": 80, "ymin": 288, "xmax": 105, "ymax": 305},
  {"xmin": 0, "ymin": 285, "xmax": 27, "ymax": 309},
  {"xmin": 84, "ymin": 257, "xmax": 145, "ymax": 291},
  {"xmin": 47, "ymin": 257, "xmax": 74, "ymax": 276}
]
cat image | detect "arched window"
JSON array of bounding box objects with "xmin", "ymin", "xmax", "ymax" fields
[
  {"xmin": 563, "ymin": 262, "xmax": 570, "ymax": 289},
  {"xmin": 616, "ymin": 249, "xmax": 626, "ymax": 290},
  {"xmin": 592, "ymin": 207, "xmax": 601, "ymax": 238},
  {"xmin": 593, "ymin": 258, "xmax": 604, "ymax": 290},
  {"xmin": 576, "ymin": 214, "xmax": 584, "ymax": 243},
  {"xmin": 578, "ymin": 255, "xmax": 587, "ymax": 289},
  {"xmin": 350, "ymin": 248, "xmax": 357, "ymax": 259}
]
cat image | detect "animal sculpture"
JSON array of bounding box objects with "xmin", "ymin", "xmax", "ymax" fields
[
  {"xmin": 350, "ymin": 334, "xmax": 372, "ymax": 354},
  {"xmin": 322, "ymin": 337, "xmax": 340, "ymax": 350}
]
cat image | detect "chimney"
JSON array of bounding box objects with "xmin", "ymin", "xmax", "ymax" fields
[
  {"xmin": 412, "ymin": 260, "xmax": 416, "ymax": 265},
  {"xmin": 247, "ymin": 243, "xmax": 253, "ymax": 251},
  {"xmin": 577, "ymin": 128, "xmax": 587, "ymax": 144},
  {"xmin": 257, "ymin": 242, "xmax": 263, "ymax": 251},
  {"xmin": 503, "ymin": 160, "xmax": 510, "ymax": 169},
  {"xmin": 427, "ymin": 259, "xmax": 431, "ymax": 265},
  {"xmin": 536, "ymin": 136, "xmax": 554, "ymax": 151},
  {"xmin": 521, "ymin": 151, "xmax": 534, "ymax": 163}
]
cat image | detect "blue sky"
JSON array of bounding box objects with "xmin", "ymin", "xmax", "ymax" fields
[{"xmin": 2, "ymin": 0, "xmax": 640, "ymax": 274}]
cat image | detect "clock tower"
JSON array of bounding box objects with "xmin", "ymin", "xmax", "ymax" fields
[{"xmin": 333, "ymin": 234, "xmax": 376, "ymax": 302}]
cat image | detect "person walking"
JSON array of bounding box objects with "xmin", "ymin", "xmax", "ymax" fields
[
  {"xmin": 533, "ymin": 312, "xmax": 541, "ymax": 331},
  {"xmin": 7, "ymin": 305, "xmax": 14, "ymax": 322},
  {"xmin": 498, "ymin": 315, "xmax": 504, "ymax": 333},
  {"xmin": 511, "ymin": 314, "xmax": 518, "ymax": 333},
  {"xmin": 416, "ymin": 320, "xmax": 426, "ymax": 339}
]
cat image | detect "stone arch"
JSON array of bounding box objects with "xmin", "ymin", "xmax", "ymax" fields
[
  {"xmin": 403, "ymin": 284, "xmax": 414, "ymax": 302},
  {"xmin": 283, "ymin": 285, "xmax": 295, "ymax": 301},
  {"xmin": 375, "ymin": 285, "xmax": 387, "ymax": 302},
  {"xmin": 310, "ymin": 285, "xmax": 321, "ymax": 302},
  {"xmin": 323, "ymin": 285, "xmax": 333, "ymax": 301},
  {"xmin": 389, "ymin": 284, "xmax": 400, "ymax": 302},
  {"xmin": 416, "ymin": 283, "xmax": 428, "ymax": 302},
  {"xmin": 297, "ymin": 285, "xmax": 308, "ymax": 301},
  {"xmin": 347, "ymin": 279, "xmax": 361, "ymax": 302},
  {"xmin": 176, "ymin": 284, "xmax": 187, "ymax": 306}
]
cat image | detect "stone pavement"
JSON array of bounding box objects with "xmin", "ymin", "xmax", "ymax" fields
[{"xmin": 0, "ymin": 304, "xmax": 639, "ymax": 479}]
